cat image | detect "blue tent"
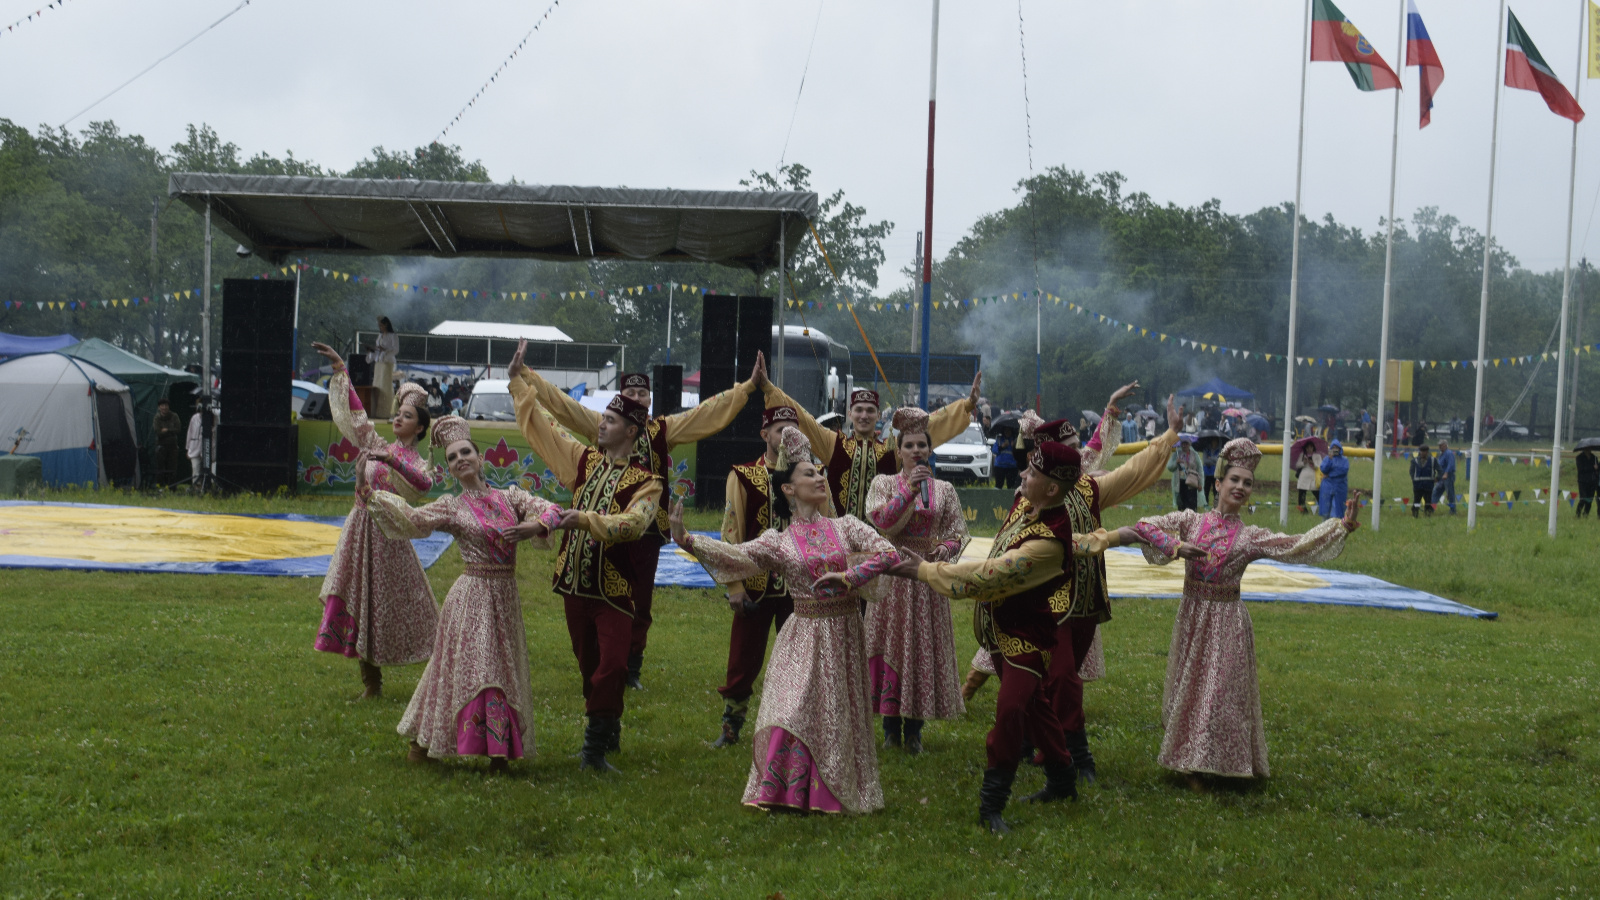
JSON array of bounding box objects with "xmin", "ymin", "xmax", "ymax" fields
[
  {"xmin": 0, "ymin": 332, "xmax": 77, "ymax": 359},
  {"xmin": 1177, "ymin": 377, "xmax": 1255, "ymax": 405}
]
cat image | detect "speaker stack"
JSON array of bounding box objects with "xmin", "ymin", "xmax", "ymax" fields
[
  {"xmin": 218, "ymin": 278, "xmax": 298, "ymax": 493},
  {"xmin": 694, "ymin": 296, "xmax": 771, "ymax": 509},
  {"xmin": 651, "ymin": 364, "xmax": 684, "ymax": 418}
]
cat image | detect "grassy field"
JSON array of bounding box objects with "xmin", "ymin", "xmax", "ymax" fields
[{"xmin": 2, "ymin": 455, "xmax": 1597, "ymax": 898}]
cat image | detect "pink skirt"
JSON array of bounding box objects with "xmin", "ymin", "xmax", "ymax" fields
[
  {"xmin": 867, "ymin": 655, "xmax": 901, "ymax": 716},
  {"xmin": 455, "ymin": 688, "xmax": 524, "ymax": 759},
  {"xmin": 746, "ymin": 728, "xmax": 843, "ymax": 814}
]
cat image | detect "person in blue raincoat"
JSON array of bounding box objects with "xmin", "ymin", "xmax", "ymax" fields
[{"xmin": 1317, "ymin": 439, "xmax": 1351, "ymax": 518}]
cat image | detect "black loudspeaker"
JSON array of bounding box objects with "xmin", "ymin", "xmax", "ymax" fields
[
  {"xmin": 217, "ymin": 424, "xmax": 298, "ymax": 493},
  {"xmin": 298, "ymin": 392, "xmax": 331, "ymax": 421},
  {"xmin": 694, "ymin": 296, "xmax": 773, "ymax": 509},
  {"xmin": 652, "ymin": 364, "xmax": 683, "ymax": 416}
]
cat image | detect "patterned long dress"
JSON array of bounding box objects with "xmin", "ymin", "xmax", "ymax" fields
[
  {"xmin": 1132, "ymin": 511, "xmax": 1352, "ymax": 777},
  {"xmin": 314, "ymin": 370, "xmax": 439, "ymax": 666},
  {"xmin": 864, "ymin": 473, "xmax": 968, "ymax": 721},
  {"xmin": 683, "ymin": 512, "xmax": 899, "ymax": 814},
  {"xmin": 368, "ymin": 486, "xmax": 563, "ymax": 759}
]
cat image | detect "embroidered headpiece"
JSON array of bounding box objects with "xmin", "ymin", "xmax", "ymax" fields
[
  {"xmin": 1016, "ymin": 409, "xmax": 1045, "ymax": 440},
  {"xmin": 1029, "ymin": 441, "xmax": 1082, "ymax": 483},
  {"xmin": 774, "ymin": 426, "xmax": 814, "ymax": 472},
  {"xmin": 395, "ymin": 382, "xmax": 428, "ymax": 412},
  {"xmin": 429, "ymin": 415, "xmax": 473, "ymax": 449},
  {"xmin": 762, "ymin": 405, "xmax": 800, "ymax": 429},
  {"xmin": 1216, "ymin": 438, "xmax": 1262, "ymax": 478},
  {"xmin": 890, "ymin": 406, "xmax": 930, "ymax": 437},
  {"xmin": 620, "ymin": 372, "xmax": 651, "ymax": 391},
  {"xmin": 1033, "ymin": 417, "xmax": 1080, "ymax": 446},
  {"xmin": 849, "ymin": 388, "xmax": 880, "ymax": 409},
  {"xmin": 607, "ymin": 392, "xmax": 650, "ymax": 428}
]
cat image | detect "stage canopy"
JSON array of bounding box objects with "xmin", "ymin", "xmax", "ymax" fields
[
  {"xmin": 1177, "ymin": 376, "xmax": 1256, "ymax": 405},
  {"xmin": 168, "ymin": 174, "xmax": 817, "ymax": 271},
  {"xmin": 0, "ymin": 331, "xmax": 77, "ymax": 358}
]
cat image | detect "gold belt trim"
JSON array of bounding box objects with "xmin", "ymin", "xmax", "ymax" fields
[
  {"xmin": 791, "ymin": 595, "xmax": 858, "ymax": 619},
  {"xmin": 1190, "ymin": 581, "xmax": 1241, "ymax": 603},
  {"xmin": 465, "ymin": 563, "xmax": 517, "ymax": 580}
]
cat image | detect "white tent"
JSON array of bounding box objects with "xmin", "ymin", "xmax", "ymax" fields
[{"xmin": 0, "ymin": 353, "xmax": 140, "ymax": 487}]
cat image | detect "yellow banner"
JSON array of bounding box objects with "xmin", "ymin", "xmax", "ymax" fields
[{"xmin": 1590, "ymin": 1, "xmax": 1600, "ymax": 78}]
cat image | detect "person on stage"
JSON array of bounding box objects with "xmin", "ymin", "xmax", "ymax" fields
[
  {"xmin": 1317, "ymin": 439, "xmax": 1351, "ymax": 519},
  {"xmin": 507, "ymin": 340, "xmax": 662, "ymax": 773},
  {"xmin": 761, "ymin": 372, "xmax": 981, "ymax": 519},
  {"xmin": 1131, "ymin": 439, "xmax": 1359, "ymax": 788},
  {"xmin": 887, "ymin": 438, "xmax": 1131, "ymax": 833},
  {"xmin": 508, "ymin": 354, "xmax": 768, "ymax": 690},
  {"xmin": 367, "ymin": 316, "xmax": 399, "ymax": 418},
  {"xmin": 358, "ymin": 416, "xmax": 565, "ymax": 772},
  {"xmin": 668, "ymin": 428, "xmax": 900, "ymax": 815},
  {"xmin": 863, "ymin": 407, "xmax": 971, "ymax": 754},
  {"xmin": 709, "ymin": 405, "xmax": 802, "ymax": 749},
  {"xmin": 310, "ymin": 342, "xmax": 439, "ymax": 701}
]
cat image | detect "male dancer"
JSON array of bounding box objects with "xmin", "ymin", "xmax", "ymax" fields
[
  {"xmin": 708, "ymin": 404, "xmax": 801, "ymax": 748},
  {"xmin": 762, "ymin": 372, "xmax": 981, "ymax": 518},
  {"xmin": 511, "ymin": 354, "xmax": 767, "ymax": 689},
  {"xmin": 507, "ymin": 340, "xmax": 661, "ymax": 773},
  {"xmin": 889, "ymin": 439, "xmax": 1130, "ymax": 833}
]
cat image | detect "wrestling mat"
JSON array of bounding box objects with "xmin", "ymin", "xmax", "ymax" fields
[
  {"xmin": 0, "ymin": 501, "xmax": 453, "ymax": 577},
  {"xmin": 656, "ymin": 533, "xmax": 1496, "ymax": 620}
]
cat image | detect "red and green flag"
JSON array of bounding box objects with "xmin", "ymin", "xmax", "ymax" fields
[
  {"xmin": 1311, "ymin": 0, "xmax": 1401, "ymax": 91},
  {"xmin": 1505, "ymin": 9, "xmax": 1585, "ymax": 123}
]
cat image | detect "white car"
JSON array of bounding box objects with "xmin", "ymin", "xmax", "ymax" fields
[
  {"xmin": 933, "ymin": 423, "xmax": 992, "ymax": 484},
  {"xmin": 463, "ymin": 379, "xmax": 514, "ymax": 421}
]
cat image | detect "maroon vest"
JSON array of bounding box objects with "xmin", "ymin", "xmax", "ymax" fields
[
  {"xmin": 1056, "ymin": 474, "xmax": 1110, "ymax": 623},
  {"xmin": 828, "ymin": 433, "xmax": 897, "ymax": 519},
  {"xmin": 729, "ymin": 457, "xmax": 788, "ymax": 603},
  {"xmin": 974, "ymin": 495, "xmax": 1071, "ymax": 660},
  {"xmin": 553, "ymin": 449, "xmax": 659, "ymax": 614},
  {"xmin": 630, "ymin": 418, "xmax": 673, "ymax": 546}
]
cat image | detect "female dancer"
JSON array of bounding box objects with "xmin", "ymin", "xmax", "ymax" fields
[
  {"xmin": 1131, "ymin": 438, "xmax": 1359, "ymax": 786},
  {"xmin": 360, "ymin": 415, "xmax": 564, "ymax": 772},
  {"xmin": 311, "ymin": 341, "xmax": 438, "ymax": 700},
  {"xmin": 668, "ymin": 428, "xmax": 899, "ymax": 815},
  {"xmin": 864, "ymin": 407, "xmax": 969, "ymax": 754}
]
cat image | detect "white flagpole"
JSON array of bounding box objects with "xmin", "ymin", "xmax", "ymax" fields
[
  {"xmin": 1468, "ymin": 0, "xmax": 1509, "ymax": 531},
  {"xmin": 1548, "ymin": 0, "xmax": 1585, "ymax": 537},
  {"xmin": 1280, "ymin": 0, "xmax": 1313, "ymax": 528},
  {"xmin": 1373, "ymin": 0, "xmax": 1406, "ymax": 531}
]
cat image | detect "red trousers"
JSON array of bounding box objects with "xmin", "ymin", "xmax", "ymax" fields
[
  {"xmin": 563, "ymin": 594, "xmax": 633, "ymax": 718},
  {"xmin": 986, "ymin": 651, "xmax": 1071, "ymax": 771},
  {"xmin": 1046, "ymin": 619, "xmax": 1098, "ymax": 732},
  {"xmin": 628, "ymin": 539, "xmax": 662, "ymax": 660},
  {"xmin": 716, "ymin": 593, "xmax": 794, "ymax": 703}
]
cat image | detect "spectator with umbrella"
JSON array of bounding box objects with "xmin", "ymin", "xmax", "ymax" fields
[
  {"xmin": 1575, "ymin": 438, "xmax": 1600, "ymax": 518},
  {"xmin": 1317, "ymin": 440, "xmax": 1351, "ymax": 519},
  {"xmin": 1168, "ymin": 435, "xmax": 1202, "ymax": 511},
  {"xmin": 1291, "ymin": 436, "xmax": 1326, "ymax": 514},
  {"xmin": 989, "ymin": 412, "xmax": 1023, "ymax": 489},
  {"xmin": 1433, "ymin": 440, "xmax": 1459, "ymax": 515}
]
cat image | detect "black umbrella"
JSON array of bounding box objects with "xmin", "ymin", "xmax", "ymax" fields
[
  {"xmin": 1080, "ymin": 409, "xmax": 1102, "ymax": 425},
  {"xmin": 1575, "ymin": 436, "xmax": 1600, "ymax": 451},
  {"xmin": 1195, "ymin": 429, "xmax": 1226, "ymax": 450},
  {"xmin": 990, "ymin": 412, "xmax": 1023, "ymax": 437},
  {"xmin": 1318, "ymin": 404, "xmax": 1341, "ymax": 414}
]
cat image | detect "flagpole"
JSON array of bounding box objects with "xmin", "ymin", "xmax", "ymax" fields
[
  {"xmin": 918, "ymin": 0, "xmax": 940, "ymax": 411},
  {"xmin": 1372, "ymin": 0, "xmax": 1406, "ymax": 532},
  {"xmin": 1280, "ymin": 0, "xmax": 1313, "ymax": 528},
  {"xmin": 1547, "ymin": 0, "xmax": 1584, "ymax": 537},
  {"xmin": 1468, "ymin": 0, "xmax": 1509, "ymax": 531}
]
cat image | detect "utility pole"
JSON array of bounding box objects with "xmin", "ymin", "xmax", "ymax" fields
[
  {"xmin": 150, "ymin": 199, "xmax": 162, "ymax": 364},
  {"xmin": 912, "ymin": 231, "xmax": 923, "ymax": 354},
  {"xmin": 1570, "ymin": 257, "xmax": 1586, "ymax": 445}
]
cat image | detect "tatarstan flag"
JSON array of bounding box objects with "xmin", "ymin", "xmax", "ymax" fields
[
  {"xmin": 1505, "ymin": 9, "xmax": 1584, "ymax": 123},
  {"xmin": 1311, "ymin": 0, "xmax": 1401, "ymax": 91}
]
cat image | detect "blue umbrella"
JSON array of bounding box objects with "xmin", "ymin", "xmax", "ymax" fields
[{"xmin": 1246, "ymin": 414, "xmax": 1270, "ymax": 433}]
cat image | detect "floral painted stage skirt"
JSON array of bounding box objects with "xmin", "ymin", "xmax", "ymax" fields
[
  {"xmin": 863, "ymin": 577, "xmax": 963, "ymax": 721},
  {"xmin": 314, "ymin": 503, "xmax": 437, "ymax": 666},
  {"xmin": 1159, "ymin": 593, "xmax": 1269, "ymax": 777}
]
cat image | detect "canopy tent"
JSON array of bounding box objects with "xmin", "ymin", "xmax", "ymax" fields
[
  {"xmin": 0, "ymin": 353, "xmax": 139, "ymax": 487},
  {"xmin": 167, "ymin": 174, "xmax": 818, "ymax": 271},
  {"xmin": 61, "ymin": 339, "xmax": 199, "ymax": 469},
  {"xmin": 0, "ymin": 332, "xmax": 78, "ymax": 359},
  {"xmin": 1177, "ymin": 377, "xmax": 1256, "ymax": 405}
]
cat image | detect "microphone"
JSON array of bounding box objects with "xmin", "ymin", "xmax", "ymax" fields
[{"xmin": 917, "ymin": 467, "xmax": 933, "ymax": 509}]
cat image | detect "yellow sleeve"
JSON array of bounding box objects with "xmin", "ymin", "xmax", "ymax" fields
[
  {"xmin": 510, "ymin": 377, "xmax": 585, "ymax": 488},
  {"xmin": 916, "ymin": 539, "xmax": 1064, "ymax": 602},
  {"xmin": 1070, "ymin": 528, "xmax": 1120, "ymax": 558},
  {"xmin": 1094, "ymin": 427, "xmax": 1178, "ymax": 508},
  {"xmin": 662, "ymin": 381, "xmax": 754, "ymax": 445},
  {"xmin": 519, "ymin": 369, "xmax": 599, "ymax": 443},
  {"xmin": 721, "ymin": 470, "xmax": 748, "ymax": 594},
  {"xmin": 762, "ymin": 383, "xmax": 838, "ymax": 461},
  {"xmin": 926, "ymin": 397, "xmax": 975, "ymax": 447},
  {"xmin": 574, "ymin": 475, "xmax": 662, "ymax": 544}
]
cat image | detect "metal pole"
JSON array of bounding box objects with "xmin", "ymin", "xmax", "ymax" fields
[
  {"xmin": 1035, "ymin": 291, "xmax": 1042, "ymax": 414},
  {"xmin": 1570, "ymin": 259, "xmax": 1585, "ymax": 444},
  {"xmin": 150, "ymin": 199, "xmax": 162, "ymax": 365},
  {"xmin": 291, "ymin": 262, "xmax": 302, "ymax": 379},
  {"xmin": 201, "ymin": 198, "xmax": 214, "ymax": 487},
  {"xmin": 919, "ymin": 0, "xmax": 940, "ymax": 410},
  {"xmin": 1372, "ymin": 0, "xmax": 1406, "ymax": 532},
  {"xmin": 776, "ymin": 215, "xmax": 787, "ymax": 390},
  {"xmin": 1548, "ymin": 0, "xmax": 1584, "ymax": 538},
  {"xmin": 665, "ymin": 282, "xmax": 674, "ymax": 364},
  {"xmin": 1469, "ymin": 0, "xmax": 1509, "ymax": 531},
  {"xmin": 1279, "ymin": 0, "xmax": 1312, "ymax": 527}
]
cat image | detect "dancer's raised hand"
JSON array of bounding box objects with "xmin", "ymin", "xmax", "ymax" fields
[
  {"xmin": 668, "ymin": 498, "xmax": 689, "ymax": 546},
  {"xmin": 1343, "ymin": 491, "xmax": 1363, "ymax": 532},
  {"xmin": 507, "ymin": 339, "xmax": 528, "ymax": 380},
  {"xmin": 311, "ymin": 341, "xmax": 345, "ymax": 370},
  {"xmin": 1106, "ymin": 381, "xmax": 1138, "ymax": 417},
  {"xmin": 1166, "ymin": 394, "xmax": 1182, "ymax": 434},
  {"xmin": 750, "ymin": 351, "xmax": 769, "ymax": 390},
  {"xmin": 968, "ymin": 371, "xmax": 983, "ymax": 408}
]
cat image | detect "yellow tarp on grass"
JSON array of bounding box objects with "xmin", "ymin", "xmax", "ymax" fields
[{"xmin": 0, "ymin": 505, "xmax": 341, "ymax": 563}]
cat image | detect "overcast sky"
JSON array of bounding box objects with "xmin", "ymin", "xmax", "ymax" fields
[{"xmin": 4, "ymin": 0, "xmax": 1596, "ymax": 290}]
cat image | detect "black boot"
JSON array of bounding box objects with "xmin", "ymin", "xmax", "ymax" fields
[
  {"xmin": 903, "ymin": 718, "xmax": 925, "ymax": 755},
  {"xmin": 608, "ymin": 716, "xmax": 622, "ymax": 754},
  {"xmin": 711, "ymin": 703, "xmax": 746, "ymax": 748},
  {"xmin": 978, "ymin": 767, "xmax": 1017, "ymax": 834},
  {"xmin": 1064, "ymin": 728, "xmax": 1097, "ymax": 784},
  {"xmin": 579, "ymin": 715, "xmax": 620, "ymax": 773},
  {"xmin": 1021, "ymin": 760, "xmax": 1080, "ymax": 804},
  {"xmin": 356, "ymin": 660, "xmax": 382, "ymax": 701},
  {"xmin": 882, "ymin": 715, "xmax": 903, "ymax": 750},
  {"xmin": 625, "ymin": 651, "xmax": 644, "ymax": 690}
]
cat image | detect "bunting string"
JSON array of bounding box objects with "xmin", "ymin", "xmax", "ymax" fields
[
  {"xmin": 2, "ymin": 0, "xmax": 72, "ymax": 38},
  {"xmin": 436, "ymin": 0, "xmax": 562, "ymax": 141}
]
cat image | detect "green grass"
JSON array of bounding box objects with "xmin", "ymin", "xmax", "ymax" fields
[{"xmin": 2, "ymin": 478, "xmax": 1597, "ymax": 898}]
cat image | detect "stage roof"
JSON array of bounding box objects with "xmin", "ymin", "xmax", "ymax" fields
[
  {"xmin": 167, "ymin": 174, "xmax": 817, "ymax": 271},
  {"xmin": 429, "ymin": 321, "xmax": 573, "ymax": 342}
]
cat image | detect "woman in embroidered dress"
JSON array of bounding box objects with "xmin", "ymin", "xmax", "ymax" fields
[
  {"xmin": 359, "ymin": 415, "xmax": 565, "ymax": 773},
  {"xmin": 668, "ymin": 428, "xmax": 900, "ymax": 815},
  {"xmin": 864, "ymin": 407, "xmax": 969, "ymax": 754},
  {"xmin": 1131, "ymin": 438, "xmax": 1359, "ymax": 787},
  {"xmin": 310, "ymin": 341, "xmax": 439, "ymax": 701}
]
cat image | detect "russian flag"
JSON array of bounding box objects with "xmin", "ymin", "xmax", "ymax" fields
[{"xmin": 1405, "ymin": 1, "xmax": 1444, "ymax": 128}]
